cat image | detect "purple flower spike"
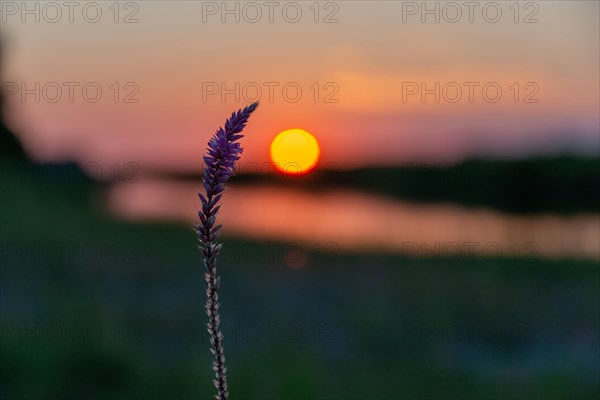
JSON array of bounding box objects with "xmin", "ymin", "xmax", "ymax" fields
[{"xmin": 196, "ymin": 102, "xmax": 258, "ymax": 400}]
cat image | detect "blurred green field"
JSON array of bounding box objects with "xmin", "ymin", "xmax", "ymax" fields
[{"xmin": 1, "ymin": 158, "xmax": 599, "ymax": 399}]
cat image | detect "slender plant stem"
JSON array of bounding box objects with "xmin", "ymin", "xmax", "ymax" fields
[
  {"xmin": 202, "ymin": 192, "xmax": 228, "ymax": 400},
  {"xmin": 196, "ymin": 102, "xmax": 258, "ymax": 400}
]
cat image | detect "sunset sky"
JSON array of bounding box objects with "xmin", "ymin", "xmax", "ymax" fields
[{"xmin": 2, "ymin": 1, "xmax": 598, "ymax": 172}]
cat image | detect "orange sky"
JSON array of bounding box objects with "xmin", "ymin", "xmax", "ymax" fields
[{"xmin": 2, "ymin": 1, "xmax": 598, "ymax": 171}]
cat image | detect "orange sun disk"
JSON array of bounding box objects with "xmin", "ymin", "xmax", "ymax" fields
[{"xmin": 270, "ymin": 129, "xmax": 320, "ymax": 175}]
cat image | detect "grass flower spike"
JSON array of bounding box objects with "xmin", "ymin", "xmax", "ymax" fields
[{"xmin": 196, "ymin": 102, "xmax": 259, "ymax": 400}]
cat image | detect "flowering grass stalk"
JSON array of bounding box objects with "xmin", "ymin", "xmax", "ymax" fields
[{"xmin": 196, "ymin": 102, "xmax": 259, "ymax": 400}]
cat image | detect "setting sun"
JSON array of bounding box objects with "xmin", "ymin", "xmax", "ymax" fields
[{"xmin": 270, "ymin": 129, "xmax": 320, "ymax": 175}]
